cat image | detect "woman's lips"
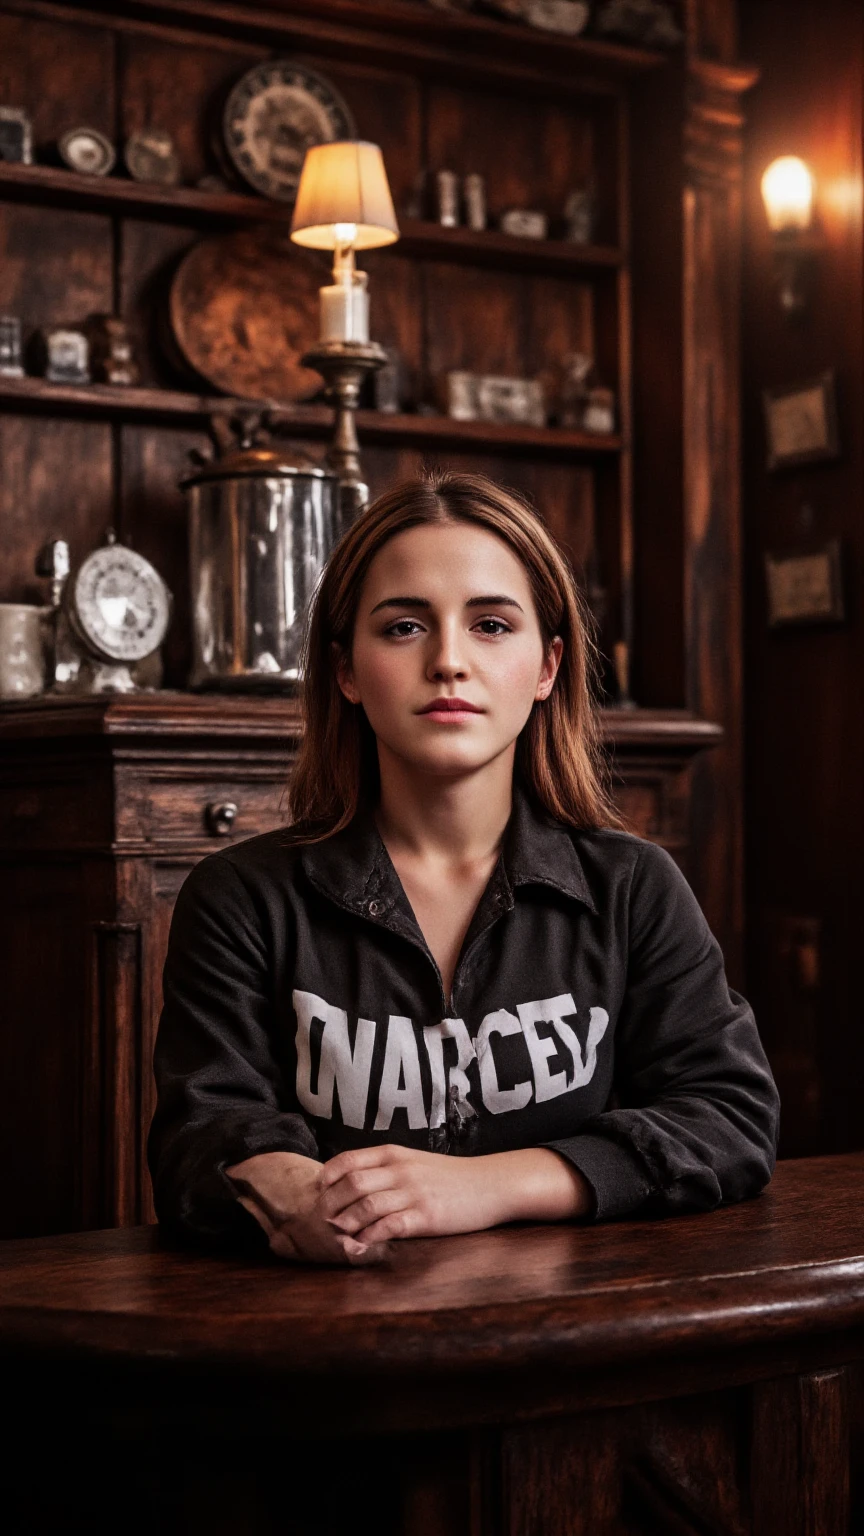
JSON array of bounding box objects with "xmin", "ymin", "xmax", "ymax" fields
[
  {"xmin": 420, "ymin": 708, "xmax": 482, "ymax": 722},
  {"xmin": 418, "ymin": 700, "xmax": 484, "ymax": 723}
]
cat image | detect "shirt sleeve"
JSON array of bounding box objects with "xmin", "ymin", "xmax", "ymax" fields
[
  {"xmin": 542, "ymin": 841, "xmax": 780, "ymax": 1220},
  {"xmin": 147, "ymin": 852, "xmax": 319, "ymax": 1247}
]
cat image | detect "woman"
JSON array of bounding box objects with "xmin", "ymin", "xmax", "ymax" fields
[{"xmin": 148, "ymin": 470, "xmax": 779, "ymax": 1266}]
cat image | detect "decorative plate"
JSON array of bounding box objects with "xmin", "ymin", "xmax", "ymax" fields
[
  {"xmin": 222, "ymin": 60, "xmax": 356, "ymax": 203},
  {"xmin": 167, "ymin": 230, "xmax": 325, "ymax": 402}
]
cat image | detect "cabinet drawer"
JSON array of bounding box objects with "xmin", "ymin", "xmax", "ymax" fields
[{"xmin": 118, "ymin": 772, "xmax": 290, "ymax": 845}]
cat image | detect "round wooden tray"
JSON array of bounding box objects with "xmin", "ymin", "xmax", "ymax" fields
[{"xmin": 167, "ymin": 230, "xmax": 328, "ymax": 401}]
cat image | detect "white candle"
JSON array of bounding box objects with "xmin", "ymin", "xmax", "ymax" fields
[{"xmin": 319, "ymin": 276, "xmax": 370, "ymax": 344}]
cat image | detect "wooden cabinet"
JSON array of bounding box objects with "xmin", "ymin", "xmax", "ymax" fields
[{"xmin": 0, "ymin": 693, "xmax": 718, "ymax": 1238}]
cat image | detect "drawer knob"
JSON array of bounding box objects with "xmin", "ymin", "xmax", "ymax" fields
[{"xmin": 205, "ymin": 801, "xmax": 238, "ymax": 836}]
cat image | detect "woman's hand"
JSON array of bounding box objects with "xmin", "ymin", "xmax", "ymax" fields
[
  {"xmin": 225, "ymin": 1151, "xmax": 390, "ymax": 1266},
  {"xmin": 317, "ymin": 1144, "xmax": 594, "ymax": 1245}
]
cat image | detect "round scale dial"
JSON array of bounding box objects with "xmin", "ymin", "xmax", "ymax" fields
[
  {"xmin": 222, "ymin": 61, "xmax": 355, "ymax": 203},
  {"xmin": 70, "ymin": 545, "xmax": 171, "ymax": 663}
]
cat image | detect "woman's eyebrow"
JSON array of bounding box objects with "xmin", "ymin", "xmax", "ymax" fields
[
  {"xmin": 466, "ymin": 594, "xmax": 524, "ymax": 611},
  {"xmin": 369, "ymin": 594, "xmax": 525, "ymax": 614}
]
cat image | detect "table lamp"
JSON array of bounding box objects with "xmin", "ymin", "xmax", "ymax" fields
[{"xmin": 291, "ymin": 141, "xmax": 399, "ymax": 523}]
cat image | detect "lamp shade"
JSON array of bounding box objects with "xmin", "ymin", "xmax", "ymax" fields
[
  {"xmin": 761, "ymin": 156, "xmax": 815, "ymax": 233},
  {"xmin": 290, "ymin": 141, "xmax": 399, "ymax": 251}
]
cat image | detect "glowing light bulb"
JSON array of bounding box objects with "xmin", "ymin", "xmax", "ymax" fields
[{"xmin": 761, "ymin": 156, "xmax": 815, "ymax": 233}]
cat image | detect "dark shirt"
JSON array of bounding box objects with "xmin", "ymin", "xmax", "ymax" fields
[{"xmin": 148, "ymin": 780, "xmax": 780, "ymax": 1246}]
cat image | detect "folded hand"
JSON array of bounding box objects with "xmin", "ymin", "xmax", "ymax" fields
[
  {"xmin": 316, "ymin": 1142, "xmax": 591, "ymax": 1245},
  {"xmin": 225, "ymin": 1151, "xmax": 390, "ymax": 1266}
]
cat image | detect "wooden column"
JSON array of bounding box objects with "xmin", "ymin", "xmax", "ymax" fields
[
  {"xmin": 682, "ymin": 8, "xmax": 758, "ymax": 978},
  {"xmin": 751, "ymin": 1370, "xmax": 850, "ymax": 1536}
]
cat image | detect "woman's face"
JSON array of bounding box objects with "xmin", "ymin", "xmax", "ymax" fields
[{"xmin": 334, "ymin": 520, "xmax": 563, "ymax": 782}]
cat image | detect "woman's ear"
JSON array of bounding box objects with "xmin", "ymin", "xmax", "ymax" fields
[
  {"xmin": 331, "ymin": 640, "xmax": 360, "ymax": 704},
  {"xmin": 535, "ymin": 635, "xmax": 564, "ymax": 701}
]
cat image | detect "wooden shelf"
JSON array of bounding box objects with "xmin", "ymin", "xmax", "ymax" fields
[
  {"xmin": 397, "ymin": 222, "xmax": 621, "ymax": 276},
  {"xmin": 0, "ymin": 375, "xmax": 623, "ymax": 457},
  {"xmin": 0, "ymin": 374, "xmax": 244, "ymax": 423},
  {"xmin": 359, "ymin": 412, "xmax": 622, "ymax": 455},
  {"xmin": 50, "ymin": 0, "xmax": 667, "ymax": 98},
  {"xmin": 0, "ymin": 160, "xmax": 289, "ymax": 225},
  {"xmin": 0, "ymin": 164, "xmax": 622, "ymax": 275}
]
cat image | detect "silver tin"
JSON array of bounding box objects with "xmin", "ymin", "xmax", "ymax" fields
[{"xmin": 182, "ymin": 451, "xmax": 340, "ymax": 690}]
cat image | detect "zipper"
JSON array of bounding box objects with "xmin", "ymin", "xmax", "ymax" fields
[{"xmin": 354, "ymin": 892, "xmax": 510, "ymax": 1157}]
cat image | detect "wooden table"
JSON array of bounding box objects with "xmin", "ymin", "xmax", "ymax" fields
[{"xmin": 1, "ymin": 1154, "xmax": 862, "ymax": 1536}]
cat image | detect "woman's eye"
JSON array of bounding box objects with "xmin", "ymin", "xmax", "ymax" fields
[
  {"xmin": 383, "ymin": 617, "xmax": 512, "ymax": 638},
  {"xmin": 384, "ymin": 619, "xmax": 423, "ymax": 637}
]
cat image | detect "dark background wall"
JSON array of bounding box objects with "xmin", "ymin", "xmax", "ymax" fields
[{"xmin": 741, "ymin": 0, "xmax": 864, "ymax": 1156}]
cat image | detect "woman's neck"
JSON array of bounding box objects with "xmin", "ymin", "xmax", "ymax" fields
[{"xmin": 373, "ymin": 748, "xmax": 515, "ymax": 868}]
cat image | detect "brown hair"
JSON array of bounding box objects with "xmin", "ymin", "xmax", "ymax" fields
[{"xmin": 284, "ymin": 469, "xmax": 622, "ymax": 843}]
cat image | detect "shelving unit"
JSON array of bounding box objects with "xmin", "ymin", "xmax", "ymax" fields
[
  {"xmin": 0, "ymin": 0, "xmax": 671, "ymax": 704},
  {"xmin": 0, "ymin": 0, "xmax": 639, "ymax": 691}
]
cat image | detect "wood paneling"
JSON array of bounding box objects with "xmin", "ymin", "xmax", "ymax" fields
[
  {"xmin": 0, "ymin": 866, "xmax": 86, "ymax": 1237},
  {"xmin": 120, "ymin": 421, "xmax": 213, "ymax": 684},
  {"xmin": 751, "ymin": 1370, "xmax": 850, "ymax": 1536},
  {"xmin": 501, "ymin": 1415, "xmax": 621, "ymax": 1536},
  {"xmin": 740, "ymin": 0, "xmax": 864, "ymax": 1154},
  {"xmin": 0, "ymin": 415, "xmax": 113, "ymax": 598},
  {"xmin": 422, "ymin": 263, "xmax": 527, "ymax": 382},
  {"xmin": 424, "ymin": 82, "xmax": 596, "ymax": 235},
  {"xmin": 360, "ymin": 248, "xmax": 424, "ymax": 404},
  {"xmin": 0, "ymin": 8, "xmax": 115, "ymax": 144},
  {"xmin": 0, "ymin": 203, "xmax": 113, "ymax": 327},
  {"xmin": 119, "ymin": 219, "xmax": 204, "ymax": 388}
]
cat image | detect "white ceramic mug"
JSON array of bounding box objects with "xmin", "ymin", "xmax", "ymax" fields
[{"xmin": 0, "ymin": 603, "xmax": 48, "ymax": 699}]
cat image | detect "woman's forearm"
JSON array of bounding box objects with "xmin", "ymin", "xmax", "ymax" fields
[
  {"xmin": 486, "ymin": 1148, "xmax": 595, "ymax": 1224},
  {"xmin": 225, "ymin": 1150, "xmax": 322, "ymax": 1227}
]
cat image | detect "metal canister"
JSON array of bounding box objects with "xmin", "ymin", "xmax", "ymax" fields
[{"xmin": 182, "ymin": 443, "xmax": 339, "ymax": 690}]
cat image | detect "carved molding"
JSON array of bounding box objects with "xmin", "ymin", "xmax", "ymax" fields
[{"xmin": 685, "ymin": 58, "xmax": 760, "ymax": 189}]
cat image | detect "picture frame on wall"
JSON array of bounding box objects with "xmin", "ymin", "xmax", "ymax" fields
[
  {"xmin": 762, "ymin": 371, "xmax": 840, "ymax": 471},
  {"xmin": 764, "ymin": 538, "xmax": 846, "ymax": 628}
]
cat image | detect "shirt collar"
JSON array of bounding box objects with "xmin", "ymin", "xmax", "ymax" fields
[{"xmin": 299, "ymin": 779, "xmax": 598, "ymax": 918}]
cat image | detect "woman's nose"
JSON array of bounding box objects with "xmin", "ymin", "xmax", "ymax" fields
[{"xmin": 426, "ymin": 622, "xmax": 469, "ymax": 678}]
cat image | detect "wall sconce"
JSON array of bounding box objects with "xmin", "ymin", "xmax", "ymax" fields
[
  {"xmin": 760, "ymin": 155, "xmax": 817, "ymax": 317},
  {"xmin": 290, "ymin": 141, "xmax": 399, "ymax": 525}
]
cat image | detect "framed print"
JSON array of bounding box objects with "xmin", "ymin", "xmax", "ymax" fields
[
  {"xmin": 762, "ymin": 372, "xmax": 840, "ymax": 471},
  {"xmin": 764, "ymin": 539, "xmax": 845, "ymax": 628}
]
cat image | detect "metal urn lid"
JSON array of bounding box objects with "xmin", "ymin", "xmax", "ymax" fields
[{"xmin": 180, "ymin": 408, "xmax": 337, "ymax": 488}]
